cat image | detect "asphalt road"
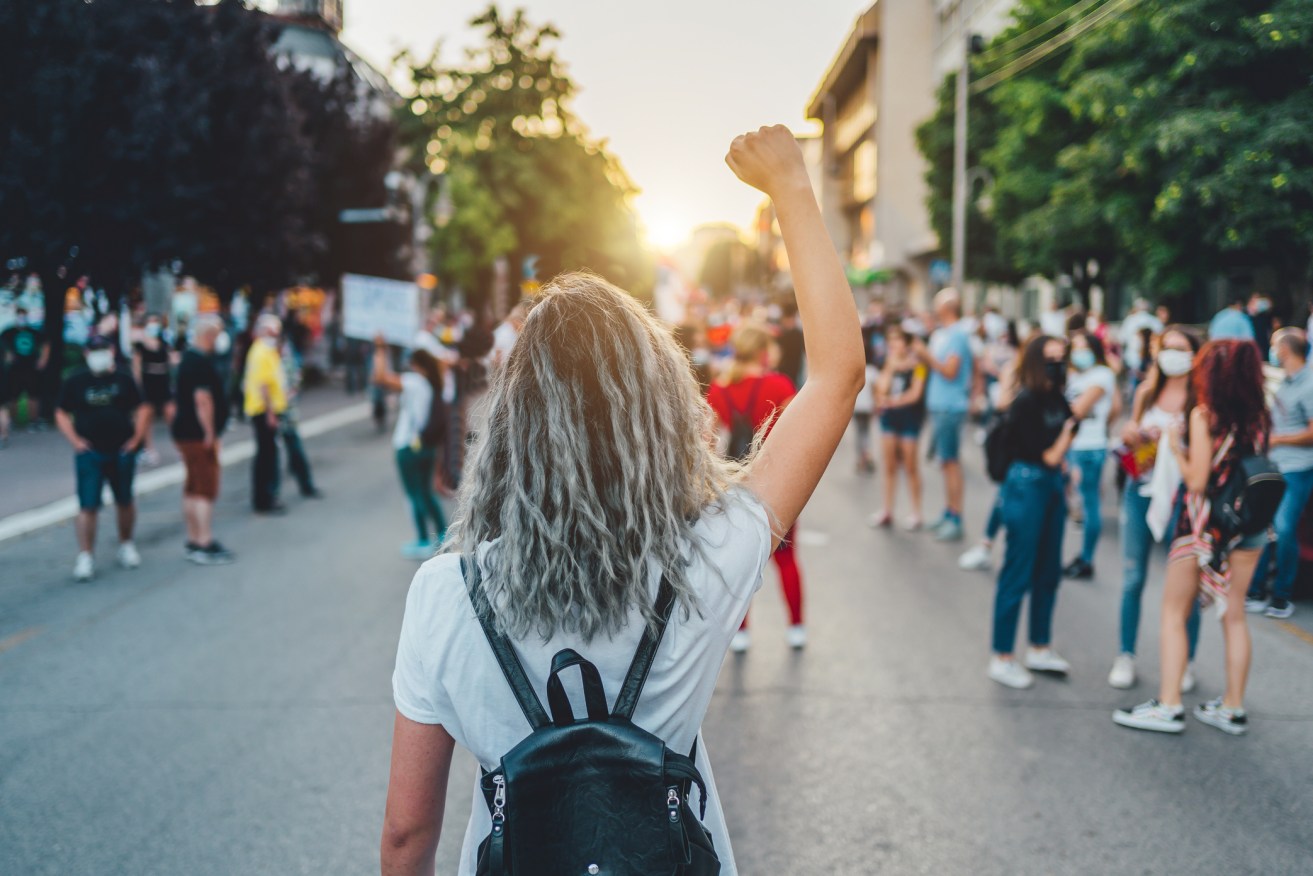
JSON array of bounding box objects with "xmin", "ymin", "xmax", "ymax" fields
[{"xmin": 1, "ymin": 420, "xmax": 1311, "ymax": 875}]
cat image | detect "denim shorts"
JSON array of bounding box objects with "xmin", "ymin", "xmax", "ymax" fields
[
  {"xmin": 75, "ymin": 449, "xmax": 138, "ymax": 510},
  {"xmin": 1234, "ymin": 529, "xmax": 1270, "ymax": 552},
  {"xmin": 928, "ymin": 411, "xmax": 966, "ymax": 463}
]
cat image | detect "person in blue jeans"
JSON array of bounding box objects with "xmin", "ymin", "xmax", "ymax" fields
[
  {"xmin": 1247, "ymin": 328, "xmax": 1313, "ymax": 619},
  {"xmin": 1109, "ymin": 326, "xmax": 1202, "ymax": 689},
  {"xmin": 988, "ymin": 335, "xmax": 1091, "ymax": 689},
  {"xmin": 913, "ymin": 289, "xmax": 974, "ymax": 542},
  {"xmin": 1062, "ymin": 331, "xmax": 1117, "ymax": 579}
]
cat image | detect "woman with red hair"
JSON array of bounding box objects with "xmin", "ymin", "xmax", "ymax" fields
[{"xmin": 1115, "ymin": 340, "xmax": 1270, "ymax": 736}]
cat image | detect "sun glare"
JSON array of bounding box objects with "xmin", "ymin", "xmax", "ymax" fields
[{"xmin": 637, "ymin": 200, "xmax": 692, "ymax": 252}]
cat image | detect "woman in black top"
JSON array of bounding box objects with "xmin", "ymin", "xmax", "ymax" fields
[
  {"xmin": 988, "ymin": 334, "xmax": 1081, "ymax": 689},
  {"xmin": 132, "ymin": 315, "xmax": 174, "ymax": 464}
]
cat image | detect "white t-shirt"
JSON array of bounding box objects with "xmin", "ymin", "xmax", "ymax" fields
[
  {"xmin": 489, "ymin": 321, "xmax": 519, "ymax": 367},
  {"xmin": 392, "ymin": 491, "xmax": 772, "ymax": 875},
  {"xmin": 392, "ymin": 371, "xmax": 434, "ymax": 450},
  {"xmin": 412, "ymin": 330, "xmax": 460, "ymax": 403},
  {"xmin": 854, "ymin": 364, "xmax": 878, "ymax": 414},
  {"xmin": 1066, "ymin": 364, "xmax": 1116, "ymax": 451}
]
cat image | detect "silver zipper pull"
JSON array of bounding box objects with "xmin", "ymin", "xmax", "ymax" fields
[
  {"xmin": 666, "ymin": 786, "xmax": 680, "ymax": 823},
  {"xmin": 491, "ymin": 775, "xmax": 507, "ymax": 833}
]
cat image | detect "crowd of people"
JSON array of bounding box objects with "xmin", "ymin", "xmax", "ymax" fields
[{"xmin": 661, "ymin": 280, "xmax": 1306, "ymax": 742}]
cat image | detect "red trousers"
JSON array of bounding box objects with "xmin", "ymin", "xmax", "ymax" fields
[{"xmin": 740, "ymin": 529, "xmax": 804, "ymax": 628}]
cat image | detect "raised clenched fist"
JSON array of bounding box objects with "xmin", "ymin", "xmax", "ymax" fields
[{"xmin": 725, "ymin": 125, "xmax": 809, "ymax": 198}]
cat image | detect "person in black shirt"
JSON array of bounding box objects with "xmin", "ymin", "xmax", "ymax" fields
[
  {"xmin": 132, "ymin": 313, "xmax": 175, "ymax": 465},
  {"xmin": 54, "ymin": 335, "xmax": 149, "ymax": 582},
  {"xmin": 171, "ymin": 316, "xmax": 234, "ymax": 565},
  {"xmin": 775, "ymin": 300, "xmax": 805, "ymax": 389},
  {"xmin": 987, "ymin": 334, "xmax": 1083, "ymax": 690},
  {"xmin": 1, "ymin": 306, "xmax": 50, "ymax": 432}
]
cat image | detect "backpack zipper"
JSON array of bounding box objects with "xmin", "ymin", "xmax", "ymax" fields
[{"xmin": 491, "ymin": 775, "xmax": 507, "ymax": 835}]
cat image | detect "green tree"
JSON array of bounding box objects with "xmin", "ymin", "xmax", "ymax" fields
[{"xmin": 399, "ymin": 4, "xmax": 654, "ymax": 305}]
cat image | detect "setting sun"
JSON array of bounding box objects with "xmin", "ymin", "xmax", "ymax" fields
[{"xmin": 636, "ymin": 197, "xmax": 693, "ymax": 251}]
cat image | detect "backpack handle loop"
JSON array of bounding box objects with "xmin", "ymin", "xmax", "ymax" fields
[{"xmin": 546, "ymin": 649, "xmax": 610, "ymax": 725}]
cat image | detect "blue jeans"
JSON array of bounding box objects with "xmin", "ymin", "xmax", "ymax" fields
[
  {"xmin": 74, "ymin": 449, "xmax": 138, "ymax": 510},
  {"xmin": 992, "ymin": 463, "xmax": 1066, "ymax": 654},
  {"xmin": 1248, "ymin": 467, "xmax": 1313, "ymax": 603},
  {"xmin": 984, "ymin": 491, "xmax": 1003, "ymax": 541},
  {"xmin": 1069, "ymin": 449, "xmax": 1106, "ymax": 564},
  {"xmin": 396, "ymin": 446, "xmax": 447, "ymax": 543},
  {"xmin": 1120, "ymin": 485, "xmax": 1199, "ymax": 658}
]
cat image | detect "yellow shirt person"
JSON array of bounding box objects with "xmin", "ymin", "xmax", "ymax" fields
[{"xmin": 243, "ymin": 336, "xmax": 288, "ymax": 417}]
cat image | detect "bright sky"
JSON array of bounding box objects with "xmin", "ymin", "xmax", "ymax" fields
[{"xmin": 340, "ymin": 1, "xmax": 871, "ymax": 249}]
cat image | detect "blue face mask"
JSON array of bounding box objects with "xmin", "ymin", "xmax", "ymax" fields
[
  {"xmin": 1270, "ymin": 348, "xmax": 1281, "ymax": 368},
  {"xmin": 1071, "ymin": 348, "xmax": 1096, "ymax": 371}
]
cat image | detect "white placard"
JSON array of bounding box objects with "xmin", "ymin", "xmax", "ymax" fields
[{"xmin": 342, "ymin": 273, "xmax": 420, "ymax": 346}]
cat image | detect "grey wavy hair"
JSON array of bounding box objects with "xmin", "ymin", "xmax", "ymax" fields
[{"xmin": 443, "ymin": 272, "xmax": 742, "ymax": 643}]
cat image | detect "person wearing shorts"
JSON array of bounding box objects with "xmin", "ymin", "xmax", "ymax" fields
[
  {"xmin": 55, "ymin": 335, "xmax": 149, "ymax": 581},
  {"xmin": 915, "ymin": 289, "xmax": 975, "ymax": 541},
  {"xmin": 1, "ymin": 306, "xmax": 49, "ymax": 431},
  {"xmin": 172, "ymin": 317, "xmax": 234, "ymax": 565}
]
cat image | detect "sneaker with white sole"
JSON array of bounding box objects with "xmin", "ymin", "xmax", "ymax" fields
[
  {"xmin": 958, "ymin": 542, "xmax": 992, "ymax": 571},
  {"xmin": 73, "ymin": 552, "xmax": 95, "ymax": 582},
  {"xmin": 1265, "ymin": 598, "xmax": 1294, "ymax": 619},
  {"xmin": 786, "ymin": 624, "xmax": 807, "ymax": 650},
  {"xmin": 1244, "ymin": 596, "xmax": 1270, "ymax": 614},
  {"xmin": 117, "ymin": 542, "xmax": 141, "ymax": 569},
  {"xmin": 1181, "ymin": 663, "xmax": 1197, "ymax": 694},
  {"xmin": 1024, "ymin": 647, "xmax": 1071, "ymax": 675},
  {"xmin": 933, "ymin": 518, "xmax": 964, "ymax": 542},
  {"xmin": 729, "ymin": 630, "xmax": 751, "ymax": 654},
  {"xmin": 1113, "ymin": 699, "xmax": 1185, "ymax": 733},
  {"xmin": 988, "ymin": 656, "xmax": 1034, "ymax": 689},
  {"xmin": 1193, "ymin": 697, "xmax": 1248, "ymax": 735},
  {"xmin": 1108, "ymin": 653, "xmax": 1136, "ymax": 689}
]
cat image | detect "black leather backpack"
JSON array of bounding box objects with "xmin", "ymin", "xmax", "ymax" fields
[
  {"xmin": 461, "ymin": 556, "xmax": 720, "ymax": 876},
  {"xmin": 725, "ymin": 378, "xmax": 762, "ymax": 461}
]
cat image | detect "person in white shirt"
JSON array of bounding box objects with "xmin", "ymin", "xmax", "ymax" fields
[
  {"xmin": 381, "ymin": 126, "xmax": 865, "ymax": 876},
  {"xmin": 1062, "ymin": 330, "xmax": 1118, "ymax": 580},
  {"xmin": 1118, "ymin": 298, "xmax": 1164, "ymax": 374},
  {"xmin": 488, "ymin": 302, "xmax": 527, "ymax": 371}
]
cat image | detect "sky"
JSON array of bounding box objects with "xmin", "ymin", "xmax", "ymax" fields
[{"xmin": 338, "ymin": 1, "xmax": 872, "ymax": 248}]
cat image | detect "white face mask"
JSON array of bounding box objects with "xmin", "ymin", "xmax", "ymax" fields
[
  {"xmin": 214, "ymin": 331, "xmax": 231, "ymax": 355},
  {"xmin": 1157, "ymin": 348, "xmax": 1193, "ymax": 377},
  {"xmin": 86, "ymin": 350, "xmax": 115, "ymax": 373}
]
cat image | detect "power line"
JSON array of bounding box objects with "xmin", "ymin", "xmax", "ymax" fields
[
  {"xmin": 971, "ymin": 0, "xmax": 1142, "ymax": 94},
  {"xmin": 977, "ymin": 0, "xmax": 1111, "ymax": 65}
]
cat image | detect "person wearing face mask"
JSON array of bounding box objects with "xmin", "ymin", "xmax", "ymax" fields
[
  {"xmin": 1, "ymin": 306, "xmax": 51, "ymax": 434},
  {"xmin": 987, "ymin": 335, "xmax": 1090, "ymax": 689},
  {"xmin": 54, "ymin": 335, "xmax": 150, "ymax": 582},
  {"xmin": 1244, "ymin": 328, "xmax": 1313, "ymax": 620},
  {"xmin": 1108, "ymin": 327, "xmax": 1203, "ymax": 690},
  {"xmin": 132, "ymin": 314, "xmax": 174, "ymax": 467},
  {"xmin": 1061, "ymin": 331, "xmax": 1118, "ymax": 580},
  {"xmin": 172, "ymin": 316, "xmax": 235, "ymax": 566}
]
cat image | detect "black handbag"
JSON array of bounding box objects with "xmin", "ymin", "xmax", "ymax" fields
[{"xmin": 462, "ymin": 556, "xmax": 720, "ymax": 876}]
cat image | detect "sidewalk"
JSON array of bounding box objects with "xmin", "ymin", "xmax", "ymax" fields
[{"xmin": 0, "ymin": 381, "xmax": 374, "ymax": 522}]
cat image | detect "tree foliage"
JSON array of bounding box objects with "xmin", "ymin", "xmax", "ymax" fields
[
  {"xmin": 0, "ymin": 0, "xmax": 398, "ymax": 301},
  {"xmin": 399, "ymin": 4, "xmax": 654, "ymax": 301},
  {"xmin": 917, "ymin": 0, "xmax": 1313, "ymax": 305}
]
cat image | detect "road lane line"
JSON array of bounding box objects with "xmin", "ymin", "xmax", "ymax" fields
[
  {"xmin": 0, "ymin": 626, "xmax": 43, "ymax": 655},
  {"xmin": 1275, "ymin": 620, "xmax": 1313, "ymax": 647},
  {"xmin": 0, "ymin": 402, "xmax": 370, "ymax": 545}
]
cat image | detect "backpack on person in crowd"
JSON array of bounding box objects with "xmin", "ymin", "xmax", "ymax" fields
[
  {"xmin": 418, "ymin": 377, "xmax": 447, "ymax": 449},
  {"xmin": 1208, "ymin": 434, "xmax": 1286, "ymax": 544},
  {"xmin": 462, "ymin": 556, "xmax": 719, "ymax": 876},
  {"xmin": 725, "ymin": 379, "xmax": 763, "ymax": 461},
  {"xmin": 983, "ymin": 407, "xmax": 1014, "ymax": 483}
]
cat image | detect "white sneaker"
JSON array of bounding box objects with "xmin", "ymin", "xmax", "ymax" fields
[
  {"xmin": 1113, "ymin": 699, "xmax": 1185, "ymax": 733},
  {"xmin": 1108, "ymin": 654, "xmax": 1136, "ymax": 689},
  {"xmin": 1181, "ymin": 663, "xmax": 1197, "ymax": 694},
  {"xmin": 786, "ymin": 624, "xmax": 807, "ymax": 650},
  {"xmin": 140, "ymin": 448, "xmax": 161, "ymax": 467},
  {"xmin": 729, "ymin": 630, "xmax": 751, "ymax": 654},
  {"xmin": 958, "ymin": 542, "xmax": 992, "ymax": 571},
  {"xmin": 1023, "ymin": 646, "xmax": 1071, "ymax": 675},
  {"xmin": 1244, "ymin": 597, "xmax": 1270, "ymax": 614},
  {"xmin": 73, "ymin": 552, "xmax": 95, "ymax": 582},
  {"xmin": 988, "ymin": 656, "xmax": 1034, "ymax": 689},
  {"xmin": 117, "ymin": 542, "xmax": 141, "ymax": 569}
]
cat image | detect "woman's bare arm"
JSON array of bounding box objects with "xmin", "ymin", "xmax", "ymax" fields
[
  {"xmin": 380, "ymin": 713, "xmax": 455, "ymax": 876},
  {"xmin": 726, "ymin": 126, "xmax": 865, "ymax": 549}
]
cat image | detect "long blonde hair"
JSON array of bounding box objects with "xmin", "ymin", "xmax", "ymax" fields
[{"xmin": 443, "ymin": 273, "xmax": 742, "ymax": 642}]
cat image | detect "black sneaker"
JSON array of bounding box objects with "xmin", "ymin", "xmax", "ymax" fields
[
  {"xmin": 1063, "ymin": 558, "xmax": 1094, "ymax": 580},
  {"xmin": 187, "ymin": 542, "xmax": 236, "ymax": 565},
  {"xmin": 1264, "ymin": 598, "xmax": 1294, "ymax": 619},
  {"xmin": 254, "ymin": 503, "xmax": 288, "ymax": 516}
]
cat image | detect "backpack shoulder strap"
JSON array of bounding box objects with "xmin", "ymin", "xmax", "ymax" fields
[
  {"xmin": 612, "ymin": 575, "xmax": 676, "ymax": 719},
  {"xmin": 461, "ymin": 554, "xmax": 551, "ymax": 730}
]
